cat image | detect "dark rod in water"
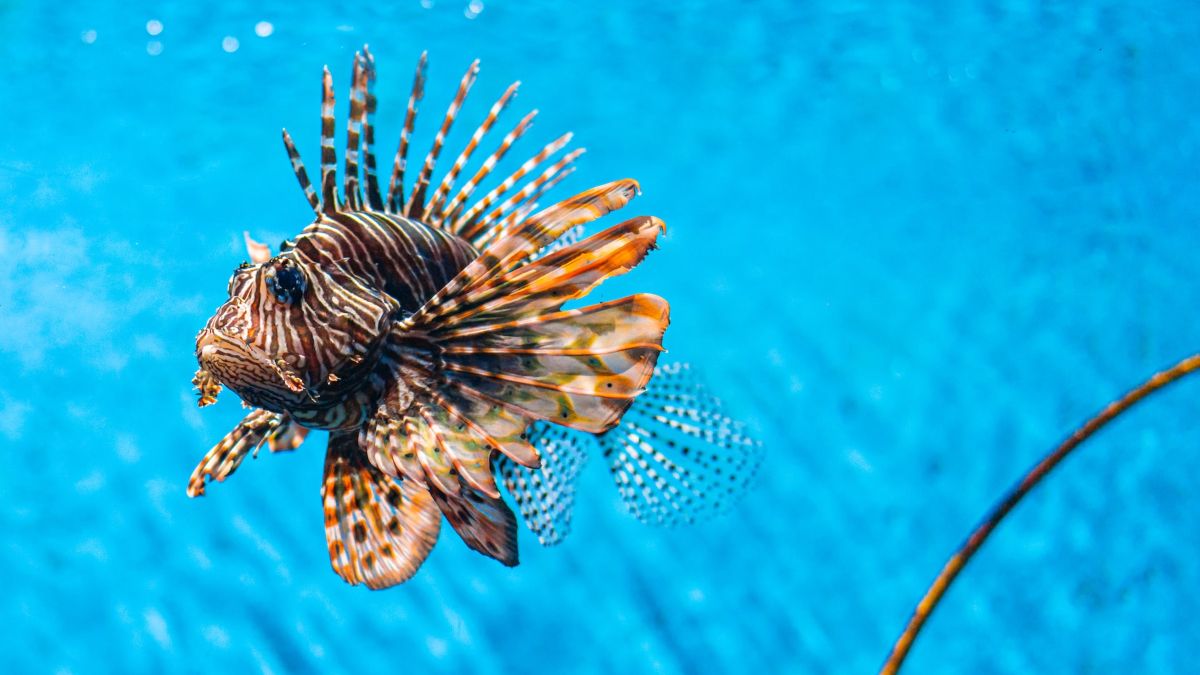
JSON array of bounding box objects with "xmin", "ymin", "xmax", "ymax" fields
[{"xmin": 880, "ymin": 352, "xmax": 1200, "ymax": 675}]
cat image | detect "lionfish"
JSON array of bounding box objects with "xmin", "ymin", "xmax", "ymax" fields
[{"xmin": 188, "ymin": 46, "xmax": 761, "ymax": 589}]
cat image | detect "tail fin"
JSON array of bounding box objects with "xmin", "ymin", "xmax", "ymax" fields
[
  {"xmin": 323, "ymin": 432, "xmax": 441, "ymax": 589},
  {"xmin": 500, "ymin": 362, "xmax": 763, "ymax": 541},
  {"xmin": 601, "ymin": 363, "xmax": 763, "ymax": 526}
]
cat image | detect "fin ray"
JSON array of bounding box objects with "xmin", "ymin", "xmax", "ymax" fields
[
  {"xmin": 442, "ymin": 110, "xmax": 538, "ymax": 231},
  {"xmin": 342, "ymin": 52, "xmax": 366, "ymax": 210},
  {"xmin": 319, "ymin": 67, "xmax": 340, "ymax": 213},
  {"xmin": 405, "ymin": 60, "xmax": 480, "ymax": 218},
  {"xmin": 187, "ymin": 410, "xmax": 283, "ymax": 497},
  {"xmin": 453, "ymin": 133, "xmax": 573, "ymax": 239},
  {"xmin": 407, "ymin": 179, "xmax": 643, "ymax": 332},
  {"xmin": 425, "ymin": 81, "xmax": 520, "ymax": 223},
  {"xmin": 281, "ymin": 129, "xmax": 320, "ymax": 214},
  {"xmin": 387, "ymin": 52, "xmax": 428, "ymax": 213},
  {"xmin": 359, "ymin": 47, "xmax": 384, "ymax": 211}
]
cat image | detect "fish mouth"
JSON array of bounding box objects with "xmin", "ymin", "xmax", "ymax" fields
[{"xmin": 195, "ymin": 328, "xmax": 304, "ymax": 411}]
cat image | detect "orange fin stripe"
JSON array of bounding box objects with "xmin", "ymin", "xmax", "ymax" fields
[
  {"xmin": 473, "ymin": 164, "xmax": 578, "ymax": 251},
  {"xmin": 466, "ymin": 148, "xmax": 585, "ymax": 246},
  {"xmin": 442, "ymin": 362, "xmax": 645, "ymax": 400},
  {"xmin": 454, "ymin": 132, "xmax": 573, "ymax": 240},
  {"xmin": 439, "ymin": 343, "xmax": 665, "ymax": 356},
  {"xmin": 438, "ymin": 216, "xmax": 663, "ymax": 329},
  {"xmin": 406, "ymin": 179, "xmax": 641, "ymax": 332},
  {"xmin": 435, "ymin": 292, "xmax": 669, "ymax": 343}
]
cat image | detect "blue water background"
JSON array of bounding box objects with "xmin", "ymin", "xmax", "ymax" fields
[{"xmin": 2, "ymin": 1, "xmax": 1199, "ymax": 672}]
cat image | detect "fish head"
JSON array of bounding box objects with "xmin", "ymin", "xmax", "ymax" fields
[{"xmin": 195, "ymin": 252, "xmax": 397, "ymax": 414}]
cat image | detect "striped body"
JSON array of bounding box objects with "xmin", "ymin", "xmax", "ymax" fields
[
  {"xmin": 198, "ymin": 210, "xmax": 477, "ymax": 430},
  {"xmin": 299, "ymin": 210, "xmax": 477, "ymax": 314}
]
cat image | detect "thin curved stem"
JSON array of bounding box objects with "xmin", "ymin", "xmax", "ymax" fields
[{"xmin": 880, "ymin": 352, "xmax": 1200, "ymax": 675}]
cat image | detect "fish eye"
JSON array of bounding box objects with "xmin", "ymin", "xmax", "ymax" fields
[{"xmin": 264, "ymin": 260, "xmax": 307, "ymax": 305}]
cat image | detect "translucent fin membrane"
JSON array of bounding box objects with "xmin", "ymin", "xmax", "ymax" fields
[
  {"xmin": 602, "ymin": 363, "xmax": 763, "ymax": 526},
  {"xmin": 360, "ymin": 184, "xmax": 668, "ymax": 559},
  {"xmin": 532, "ymin": 224, "xmax": 586, "ymax": 261},
  {"xmin": 498, "ymin": 423, "xmax": 588, "ymax": 546}
]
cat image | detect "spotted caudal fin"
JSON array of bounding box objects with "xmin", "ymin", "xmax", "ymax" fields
[
  {"xmin": 323, "ymin": 432, "xmax": 441, "ymax": 589},
  {"xmin": 282, "ymin": 47, "xmax": 582, "ymax": 250},
  {"xmin": 497, "ymin": 423, "xmax": 588, "ymax": 546},
  {"xmin": 186, "ymin": 410, "xmax": 308, "ymax": 497},
  {"xmin": 499, "ymin": 363, "xmax": 761, "ymax": 542},
  {"xmin": 601, "ymin": 363, "xmax": 763, "ymax": 526}
]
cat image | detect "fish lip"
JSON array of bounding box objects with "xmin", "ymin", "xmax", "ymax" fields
[
  {"xmin": 194, "ymin": 327, "xmax": 269, "ymax": 382},
  {"xmin": 194, "ymin": 327, "xmax": 221, "ymax": 361},
  {"xmin": 195, "ymin": 327, "xmax": 248, "ymax": 363},
  {"xmin": 195, "ymin": 328, "xmax": 295, "ymax": 410}
]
